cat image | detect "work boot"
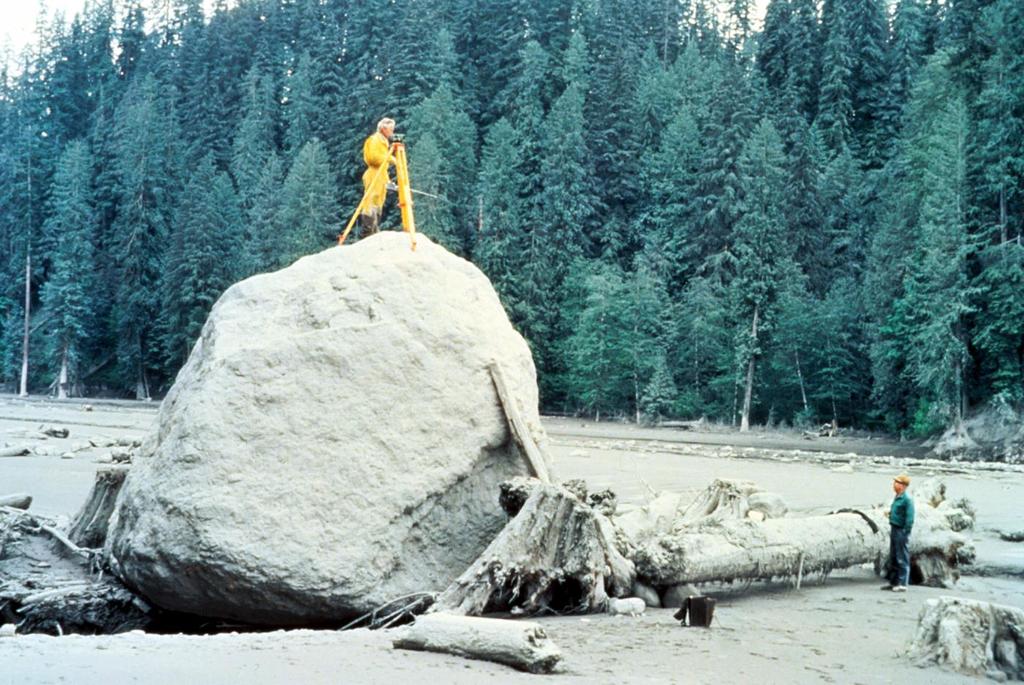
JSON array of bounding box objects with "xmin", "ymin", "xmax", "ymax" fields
[
  {"xmin": 879, "ymin": 584, "xmax": 894, "ymax": 591},
  {"xmin": 891, "ymin": 585, "xmax": 907, "ymax": 593},
  {"xmin": 359, "ymin": 209, "xmax": 379, "ymax": 239}
]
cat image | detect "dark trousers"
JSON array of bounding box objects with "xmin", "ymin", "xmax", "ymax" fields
[{"xmin": 889, "ymin": 526, "xmax": 911, "ymax": 586}]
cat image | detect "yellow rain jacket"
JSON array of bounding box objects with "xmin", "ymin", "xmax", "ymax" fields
[{"xmin": 362, "ymin": 132, "xmax": 393, "ymax": 212}]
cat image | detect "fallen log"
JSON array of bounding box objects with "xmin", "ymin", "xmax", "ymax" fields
[
  {"xmin": 68, "ymin": 466, "xmax": 129, "ymax": 548},
  {"xmin": 393, "ymin": 613, "xmax": 562, "ymax": 674},
  {"xmin": 0, "ymin": 446, "xmax": 30, "ymax": 458},
  {"xmin": 634, "ymin": 511, "xmax": 884, "ymax": 586},
  {"xmin": 0, "ymin": 494, "xmax": 31, "ymax": 510},
  {"xmin": 434, "ymin": 483, "xmax": 634, "ymax": 616},
  {"xmin": 908, "ymin": 596, "xmax": 1024, "ymax": 681}
]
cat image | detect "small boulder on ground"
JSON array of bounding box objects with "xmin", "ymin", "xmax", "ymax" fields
[{"xmin": 107, "ymin": 233, "xmax": 549, "ymax": 626}]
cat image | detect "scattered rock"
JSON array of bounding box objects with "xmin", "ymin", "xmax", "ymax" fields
[
  {"xmin": 38, "ymin": 425, "xmax": 70, "ymax": 439},
  {"xmin": 0, "ymin": 624, "xmax": 15, "ymax": 637},
  {"xmin": 0, "ymin": 445, "xmax": 31, "ymax": 458},
  {"xmin": 607, "ymin": 597, "xmax": 646, "ymax": 616},
  {"xmin": 831, "ymin": 463, "xmax": 855, "ymax": 473},
  {"xmin": 748, "ymin": 492, "xmax": 788, "ymax": 519},
  {"xmin": 997, "ymin": 530, "xmax": 1024, "ymax": 543},
  {"xmin": 631, "ymin": 581, "xmax": 661, "ymax": 608},
  {"xmin": 661, "ymin": 584, "xmax": 700, "ymax": 609},
  {"xmin": 60, "ymin": 452, "xmax": 74, "ymax": 460}
]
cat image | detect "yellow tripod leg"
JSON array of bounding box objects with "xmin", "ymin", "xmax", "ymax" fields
[{"xmin": 392, "ymin": 142, "xmax": 417, "ymax": 251}]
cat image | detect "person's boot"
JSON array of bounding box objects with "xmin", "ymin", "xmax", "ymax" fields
[{"xmin": 360, "ymin": 210, "xmax": 379, "ymax": 239}]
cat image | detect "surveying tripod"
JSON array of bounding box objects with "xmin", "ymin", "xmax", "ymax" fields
[{"xmin": 339, "ymin": 135, "xmax": 417, "ymax": 251}]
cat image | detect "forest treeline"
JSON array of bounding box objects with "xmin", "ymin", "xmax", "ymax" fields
[{"xmin": 0, "ymin": 0, "xmax": 1021, "ymax": 435}]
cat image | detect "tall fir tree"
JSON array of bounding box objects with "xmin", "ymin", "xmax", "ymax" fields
[
  {"xmin": 158, "ymin": 155, "xmax": 240, "ymax": 374},
  {"xmin": 108, "ymin": 75, "xmax": 181, "ymax": 398},
  {"xmin": 40, "ymin": 140, "xmax": 96, "ymax": 397},
  {"xmin": 279, "ymin": 138, "xmax": 341, "ymax": 264}
]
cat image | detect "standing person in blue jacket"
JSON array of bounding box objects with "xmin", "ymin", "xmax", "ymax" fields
[{"xmin": 882, "ymin": 474, "xmax": 915, "ymax": 592}]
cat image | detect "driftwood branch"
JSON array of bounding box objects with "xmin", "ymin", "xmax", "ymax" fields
[{"xmin": 394, "ymin": 613, "xmax": 562, "ymax": 674}]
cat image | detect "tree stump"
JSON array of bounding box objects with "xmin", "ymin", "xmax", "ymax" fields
[
  {"xmin": 68, "ymin": 466, "xmax": 129, "ymax": 548},
  {"xmin": 434, "ymin": 483, "xmax": 634, "ymax": 616},
  {"xmin": 908, "ymin": 596, "xmax": 1024, "ymax": 680}
]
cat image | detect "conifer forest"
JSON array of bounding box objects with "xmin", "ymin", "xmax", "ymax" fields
[{"xmin": 0, "ymin": 0, "xmax": 1022, "ymax": 437}]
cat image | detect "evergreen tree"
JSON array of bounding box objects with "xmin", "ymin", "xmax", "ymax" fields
[
  {"xmin": 641, "ymin": 349, "xmax": 678, "ymax": 423},
  {"xmin": 566, "ymin": 261, "xmax": 630, "ymax": 420},
  {"xmin": 639, "ymin": 104, "xmax": 702, "ymax": 290},
  {"xmin": 159, "ymin": 155, "xmax": 240, "ymax": 373},
  {"xmin": 283, "ymin": 52, "xmax": 320, "ymax": 157},
  {"xmin": 242, "ymin": 153, "xmax": 286, "ymax": 275},
  {"xmin": 279, "ymin": 138, "xmax": 340, "ymax": 263},
  {"xmin": 540, "ymin": 83, "xmax": 599, "ymax": 259},
  {"xmin": 40, "ymin": 141, "xmax": 97, "ymax": 397},
  {"xmin": 231, "ymin": 66, "xmax": 279, "ymax": 211},
  {"xmin": 406, "ymin": 85, "xmax": 478, "ymax": 254},
  {"xmin": 108, "ymin": 75, "xmax": 181, "ymax": 398},
  {"xmin": 816, "ymin": 1, "xmax": 854, "ymax": 154},
  {"xmin": 902, "ymin": 93, "xmax": 974, "ymax": 432},
  {"xmin": 475, "ymin": 118, "xmax": 528, "ymax": 312},
  {"xmin": 731, "ymin": 119, "xmax": 796, "ymax": 430}
]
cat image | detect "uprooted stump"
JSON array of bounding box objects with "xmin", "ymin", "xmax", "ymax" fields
[
  {"xmin": 394, "ymin": 613, "xmax": 562, "ymax": 674},
  {"xmin": 434, "ymin": 482, "xmax": 634, "ymax": 616},
  {"xmin": 909, "ymin": 596, "xmax": 1024, "ymax": 680},
  {"xmin": 68, "ymin": 466, "xmax": 129, "ymax": 548}
]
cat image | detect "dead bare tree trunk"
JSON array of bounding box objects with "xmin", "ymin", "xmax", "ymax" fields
[
  {"xmin": 794, "ymin": 350, "xmax": 808, "ymax": 413},
  {"xmin": 740, "ymin": 304, "xmax": 759, "ymax": 432},
  {"xmin": 135, "ymin": 331, "xmax": 149, "ymax": 400},
  {"xmin": 57, "ymin": 343, "xmax": 70, "ymax": 399},
  {"xmin": 434, "ymin": 482, "xmax": 634, "ymax": 616},
  {"xmin": 19, "ymin": 253, "xmax": 30, "ymax": 397}
]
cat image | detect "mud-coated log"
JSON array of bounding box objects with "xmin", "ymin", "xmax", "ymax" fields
[
  {"xmin": 635, "ymin": 512, "xmax": 885, "ymax": 586},
  {"xmin": 0, "ymin": 446, "xmax": 30, "ymax": 458},
  {"xmin": 909, "ymin": 596, "xmax": 1024, "ymax": 680},
  {"xmin": 393, "ymin": 613, "xmax": 562, "ymax": 674},
  {"xmin": 68, "ymin": 466, "xmax": 129, "ymax": 548},
  {"xmin": 0, "ymin": 494, "xmax": 31, "ymax": 510},
  {"xmin": 435, "ymin": 483, "xmax": 634, "ymax": 616}
]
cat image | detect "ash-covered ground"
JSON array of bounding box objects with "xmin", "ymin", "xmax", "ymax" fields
[{"xmin": 2, "ymin": 397, "xmax": 1023, "ymax": 684}]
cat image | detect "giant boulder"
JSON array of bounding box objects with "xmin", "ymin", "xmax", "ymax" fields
[{"xmin": 106, "ymin": 232, "xmax": 549, "ymax": 625}]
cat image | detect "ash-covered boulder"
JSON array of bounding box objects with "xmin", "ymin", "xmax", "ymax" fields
[{"xmin": 106, "ymin": 233, "xmax": 548, "ymax": 625}]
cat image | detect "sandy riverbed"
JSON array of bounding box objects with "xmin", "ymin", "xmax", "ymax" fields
[{"xmin": 2, "ymin": 397, "xmax": 1022, "ymax": 684}]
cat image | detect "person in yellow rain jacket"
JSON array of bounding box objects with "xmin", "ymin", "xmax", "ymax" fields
[{"xmin": 360, "ymin": 117, "xmax": 396, "ymax": 237}]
